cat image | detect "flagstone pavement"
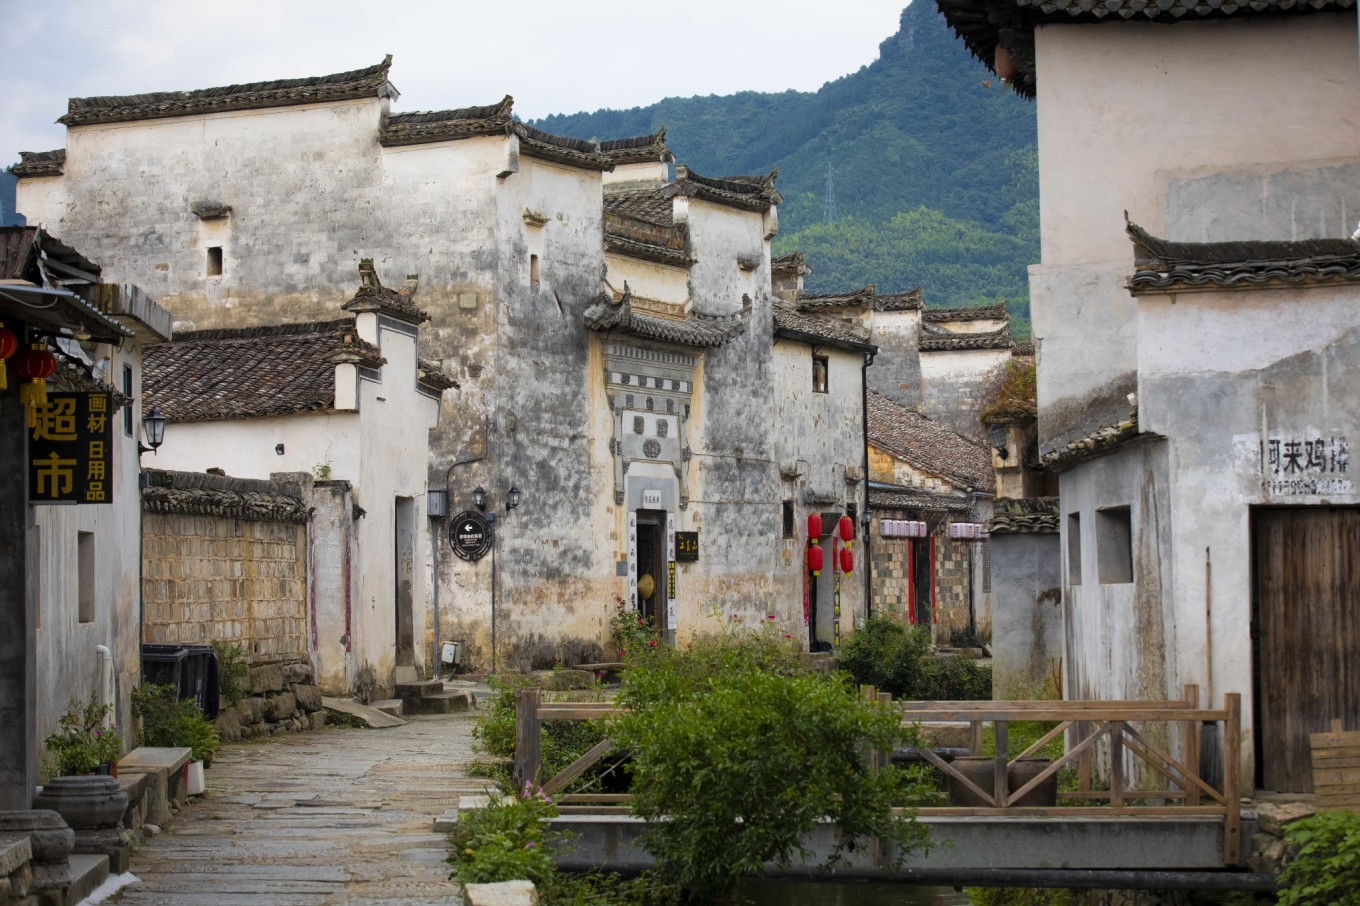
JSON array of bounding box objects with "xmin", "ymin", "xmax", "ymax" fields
[{"xmin": 109, "ymin": 707, "xmax": 497, "ymax": 905}]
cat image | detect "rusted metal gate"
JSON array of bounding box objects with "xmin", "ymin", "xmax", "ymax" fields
[{"xmin": 1252, "ymin": 507, "xmax": 1360, "ymax": 793}]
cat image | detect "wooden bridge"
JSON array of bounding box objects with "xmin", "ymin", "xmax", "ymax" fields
[{"xmin": 511, "ymin": 684, "xmax": 1265, "ymax": 887}]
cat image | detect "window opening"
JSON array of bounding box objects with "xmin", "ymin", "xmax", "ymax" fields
[
  {"xmin": 812, "ymin": 355, "xmax": 829, "ymax": 393},
  {"xmin": 206, "ymin": 246, "xmax": 223, "ymax": 277},
  {"xmin": 1097, "ymin": 506, "xmax": 1134, "ymax": 585},
  {"xmin": 1067, "ymin": 513, "xmax": 1082, "ymax": 586}
]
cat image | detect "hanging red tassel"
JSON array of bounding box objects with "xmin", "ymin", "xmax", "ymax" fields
[{"xmin": 12, "ymin": 343, "xmax": 56, "ymax": 426}]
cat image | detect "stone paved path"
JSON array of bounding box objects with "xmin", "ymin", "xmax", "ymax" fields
[{"xmin": 111, "ymin": 709, "xmax": 495, "ymax": 905}]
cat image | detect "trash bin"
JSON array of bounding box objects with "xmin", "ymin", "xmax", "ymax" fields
[{"xmin": 141, "ymin": 644, "xmax": 221, "ymax": 719}]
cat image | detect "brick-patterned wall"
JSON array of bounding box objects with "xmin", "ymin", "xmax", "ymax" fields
[
  {"xmin": 869, "ymin": 529, "xmax": 971, "ymax": 642},
  {"xmin": 142, "ymin": 511, "xmax": 308, "ymax": 660}
]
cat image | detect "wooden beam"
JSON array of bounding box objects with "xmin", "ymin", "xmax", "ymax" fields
[{"xmin": 541, "ymin": 736, "xmax": 615, "ymax": 797}]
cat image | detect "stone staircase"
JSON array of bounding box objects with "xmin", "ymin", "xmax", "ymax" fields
[{"xmin": 391, "ymin": 667, "xmax": 473, "ymax": 715}]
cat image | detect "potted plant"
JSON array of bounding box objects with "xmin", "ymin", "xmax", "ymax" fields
[
  {"xmin": 44, "ymin": 692, "xmax": 123, "ymax": 778},
  {"xmin": 132, "ymin": 683, "xmax": 220, "ymax": 794}
]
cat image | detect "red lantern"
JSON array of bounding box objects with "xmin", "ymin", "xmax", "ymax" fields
[
  {"xmin": 838, "ymin": 515, "xmax": 854, "ymax": 546},
  {"xmin": 0, "ymin": 323, "xmax": 17, "ymax": 392},
  {"xmin": 807, "ymin": 512, "xmax": 822, "ymax": 541},
  {"xmin": 808, "ymin": 544, "xmax": 824, "ymax": 576},
  {"xmin": 12, "ymin": 343, "xmax": 57, "ymax": 425},
  {"xmin": 840, "ymin": 547, "xmax": 854, "ymax": 574}
]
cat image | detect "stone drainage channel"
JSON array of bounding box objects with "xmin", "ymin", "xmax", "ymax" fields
[{"xmin": 105, "ymin": 701, "xmax": 495, "ymax": 905}]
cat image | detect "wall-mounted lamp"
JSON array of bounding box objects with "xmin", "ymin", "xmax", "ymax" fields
[
  {"xmin": 472, "ymin": 486, "xmax": 487, "ymax": 511},
  {"xmin": 139, "ymin": 406, "xmax": 167, "ymax": 455},
  {"xmin": 275, "ymin": 443, "xmax": 285, "ymax": 456},
  {"xmin": 987, "ymin": 424, "xmax": 1010, "ymax": 461},
  {"xmin": 507, "ymin": 485, "xmax": 521, "ymax": 511}
]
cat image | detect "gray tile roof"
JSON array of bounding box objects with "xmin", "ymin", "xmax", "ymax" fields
[
  {"xmin": 142, "ymin": 469, "xmax": 310, "ymax": 523},
  {"xmin": 598, "ymin": 128, "xmax": 673, "ymax": 165},
  {"xmin": 143, "ymin": 319, "xmax": 384, "ymax": 422},
  {"xmin": 990, "ymin": 496, "xmax": 1059, "ymax": 534},
  {"xmin": 342, "ymin": 260, "xmax": 430, "ymax": 324},
  {"xmin": 795, "ymin": 284, "xmax": 924, "ymax": 312},
  {"xmin": 603, "ymin": 182, "xmax": 692, "ymax": 267},
  {"xmin": 772, "ymin": 301, "xmax": 874, "ymax": 350},
  {"xmin": 1125, "ymin": 220, "xmax": 1360, "ymax": 293},
  {"xmin": 922, "ymin": 304, "xmax": 1008, "ymax": 323},
  {"xmin": 379, "ymin": 97, "xmax": 515, "ymax": 146},
  {"xmin": 772, "ymin": 251, "xmax": 812, "ymax": 276},
  {"xmin": 60, "ymin": 57, "xmax": 396, "ymax": 126},
  {"xmin": 869, "ymin": 484, "xmax": 974, "ymax": 514},
  {"xmin": 936, "ymin": 0, "xmax": 1352, "ymax": 98},
  {"xmin": 584, "ymin": 287, "xmax": 751, "ymax": 348},
  {"xmin": 1040, "ymin": 407, "xmax": 1143, "ymax": 472},
  {"xmin": 920, "ymin": 325, "xmax": 1013, "ymax": 351},
  {"xmin": 670, "ymin": 166, "xmax": 782, "ymax": 213},
  {"xmin": 11, "ymin": 150, "xmax": 64, "ymax": 178},
  {"xmin": 868, "ymin": 389, "xmax": 994, "ymax": 490}
]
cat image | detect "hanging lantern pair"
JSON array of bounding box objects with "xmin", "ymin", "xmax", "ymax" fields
[
  {"xmin": 11, "ymin": 342, "xmax": 57, "ymax": 426},
  {"xmin": 807, "ymin": 512, "xmax": 824, "ymax": 576}
]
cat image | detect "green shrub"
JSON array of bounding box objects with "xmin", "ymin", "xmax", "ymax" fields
[
  {"xmin": 613, "ymin": 635, "xmax": 931, "ymax": 896},
  {"xmin": 446, "ymin": 788, "xmax": 561, "ymax": 888},
  {"xmin": 1277, "ymin": 809, "xmax": 1360, "ymax": 906},
  {"xmin": 44, "ymin": 692, "xmax": 122, "ymax": 777},
  {"xmin": 212, "ymin": 640, "xmax": 249, "ymax": 707},
  {"xmin": 841, "ymin": 618, "xmax": 991, "ymax": 701},
  {"xmin": 132, "ymin": 683, "xmax": 220, "ymax": 765}
]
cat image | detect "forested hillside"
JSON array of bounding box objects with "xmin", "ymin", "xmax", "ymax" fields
[{"xmin": 534, "ymin": 0, "xmax": 1039, "ymax": 334}]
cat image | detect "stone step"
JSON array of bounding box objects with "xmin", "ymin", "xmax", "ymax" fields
[
  {"xmin": 403, "ymin": 690, "xmax": 473, "ymax": 715},
  {"xmin": 32, "ymin": 852, "xmax": 107, "ymax": 906},
  {"xmin": 320, "ymin": 696, "xmax": 407, "ymax": 728},
  {"xmin": 370, "ymin": 698, "xmax": 404, "ymax": 717},
  {"xmin": 395, "ymin": 680, "xmax": 445, "ymax": 701}
]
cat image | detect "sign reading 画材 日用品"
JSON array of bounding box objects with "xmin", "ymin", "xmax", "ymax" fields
[{"xmin": 28, "ymin": 393, "xmax": 114, "ymax": 505}]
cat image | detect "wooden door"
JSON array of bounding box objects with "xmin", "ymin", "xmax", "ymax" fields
[{"xmin": 1252, "ymin": 507, "xmax": 1360, "ymax": 792}]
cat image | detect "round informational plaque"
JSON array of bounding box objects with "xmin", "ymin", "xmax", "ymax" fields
[{"xmin": 450, "ymin": 511, "xmax": 493, "ymax": 561}]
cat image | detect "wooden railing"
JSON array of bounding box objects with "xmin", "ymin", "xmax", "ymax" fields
[{"xmin": 512, "ymin": 683, "xmax": 1242, "ymax": 865}]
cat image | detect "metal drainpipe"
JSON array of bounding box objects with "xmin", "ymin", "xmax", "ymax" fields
[{"xmin": 860, "ymin": 349, "xmax": 875, "ymax": 618}]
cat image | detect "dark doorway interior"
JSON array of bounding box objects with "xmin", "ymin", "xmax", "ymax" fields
[
  {"xmin": 636, "ymin": 511, "xmax": 667, "ymax": 631},
  {"xmin": 912, "ymin": 537, "xmax": 933, "ymax": 627},
  {"xmin": 1252, "ymin": 506, "xmax": 1360, "ymax": 792}
]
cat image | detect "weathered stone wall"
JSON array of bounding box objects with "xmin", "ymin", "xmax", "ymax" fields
[
  {"xmin": 143, "ymin": 513, "xmax": 307, "ymax": 657},
  {"xmin": 868, "ymin": 530, "xmax": 971, "ymax": 642},
  {"xmin": 141, "ymin": 470, "xmax": 310, "ymax": 660}
]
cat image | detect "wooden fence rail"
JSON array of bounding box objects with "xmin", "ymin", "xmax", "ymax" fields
[{"xmin": 512, "ymin": 683, "xmax": 1242, "ymax": 865}]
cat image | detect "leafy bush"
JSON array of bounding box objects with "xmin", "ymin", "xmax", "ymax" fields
[
  {"xmin": 613, "ymin": 635, "xmax": 931, "ymax": 896},
  {"xmin": 44, "ymin": 692, "xmax": 122, "ymax": 776},
  {"xmin": 132, "ymin": 683, "xmax": 220, "ymax": 765},
  {"xmin": 1277, "ymin": 810, "xmax": 1360, "ymax": 906},
  {"xmin": 841, "ymin": 618, "xmax": 991, "ymax": 701},
  {"xmin": 446, "ymin": 787, "xmax": 561, "ymax": 888},
  {"xmin": 212, "ymin": 640, "xmax": 249, "ymax": 707}
]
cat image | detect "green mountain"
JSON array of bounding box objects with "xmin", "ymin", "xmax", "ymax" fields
[{"xmin": 534, "ymin": 0, "xmax": 1038, "ymax": 334}]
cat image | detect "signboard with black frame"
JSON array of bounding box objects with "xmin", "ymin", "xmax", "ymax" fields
[
  {"xmin": 28, "ymin": 392, "xmax": 114, "ymax": 505},
  {"xmin": 675, "ymin": 531, "xmax": 699, "ymax": 562}
]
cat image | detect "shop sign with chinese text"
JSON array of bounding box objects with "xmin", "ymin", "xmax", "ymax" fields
[{"xmin": 28, "ymin": 393, "xmax": 114, "ymax": 505}]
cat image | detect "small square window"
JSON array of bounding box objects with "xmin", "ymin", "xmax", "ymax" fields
[
  {"xmin": 530, "ymin": 254, "xmax": 540, "ymax": 286},
  {"xmin": 1097, "ymin": 506, "xmax": 1133, "ymax": 585},
  {"xmin": 812, "ymin": 355, "xmax": 829, "ymax": 393},
  {"xmin": 206, "ymin": 246, "xmax": 223, "ymax": 277}
]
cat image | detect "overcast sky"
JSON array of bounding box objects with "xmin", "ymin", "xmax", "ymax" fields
[{"xmin": 1, "ymin": 0, "xmax": 906, "ymax": 168}]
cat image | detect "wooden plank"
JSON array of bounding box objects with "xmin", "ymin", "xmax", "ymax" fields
[
  {"xmin": 904, "ymin": 806, "xmax": 1229, "ymax": 818},
  {"xmin": 1110, "ymin": 722, "xmax": 1125, "ymax": 809},
  {"xmin": 514, "ymin": 687, "xmax": 543, "ymax": 791},
  {"xmin": 1223, "ymin": 693, "xmax": 1242, "ymax": 865},
  {"xmin": 1311, "ymin": 767, "xmax": 1360, "ymax": 788},
  {"xmin": 1310, "ymin": 731, "xmax": 1360, "ymax": 749},
  {"xmin": 896, "ymin": 699, "xmax": 1194, "ymax": 711},
  {"xmin": 537, "ymin": 703, "xmax": 624, "ymax": 719},
  {"xmin": 994, "ymin": 721, "xmax": 1009, "ymax": 808},
  {"xmin": 557, "ymin": 794, "xmax": 631, "ymax": 803},
  {"xmin": 913, "ymin": 746, "xmax": 995, "ymax": 806},
  {"xmin": 1122, "ymin": 724, "xmax": 1227, "ymax": 806},
  {"xmin": 899, "ymin": 708, "xmax": 1227, "ymax": 722},
  {"xmin": 556, "ymin": 806, "xmax": 632, "ymax": 815},
  {"xmin": 1077, "ymin": 719, "xmax": 1093, "ymax": 794},
  {"xmin": 1015, "ymin": 721, "xmax": 1070, "ymax": 761},
  {"xmin": 541, "ymin": 737, "xmax": 614, "ymax": 796},
  {"xmin": 1183, "ymin": 685, "xmax": 1201, "ymax": 807}
]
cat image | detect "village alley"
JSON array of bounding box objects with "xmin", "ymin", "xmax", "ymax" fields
[{"xmin": 109, "ymin": 705, "xmax": 494, "ymax": 905}]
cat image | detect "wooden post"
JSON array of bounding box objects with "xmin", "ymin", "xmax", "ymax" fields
[
  {"xmin": 994, "ymin": 720, "xmax": 1009, "ymax": 807},
  {"xmin": 514, "ymin": 687, "xmax": 542, "ymax": 791},
  {"xmin": 1110, "ymin": 721, "xmax": 1125, "ymax": 808},
  {"xmin": 877, "ymin": 691, "xmax": 893, "ymax": 772},
  {"xmin": 1183, "ymin": 684, "xmax": 1201, "ymax": 806},
  {"xmin": 970, "ymin": 720, "xmax": 983, "ymax": 756},
  {"xmin": 1077, "ymin": 720, "xmax": 1093, "ymax": 794},
  {"xmin": 1222, "ymin": 692, "xmax": 1242, "ymax": 865}
]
